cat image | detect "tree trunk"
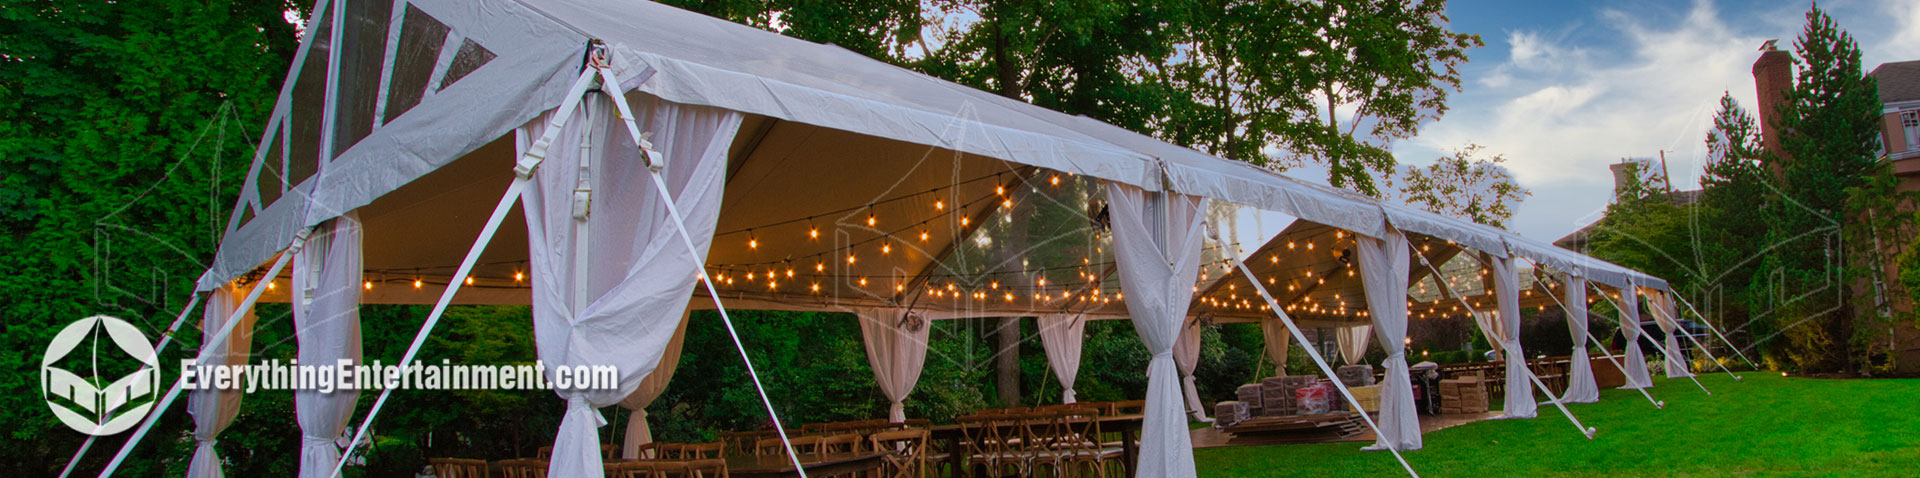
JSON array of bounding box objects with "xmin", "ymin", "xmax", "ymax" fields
[{"xmin": 996, "ymin": 317, "xmax": 1022, "ymax": 407}]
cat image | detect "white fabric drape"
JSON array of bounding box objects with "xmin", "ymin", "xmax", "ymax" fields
[
  {"xmin": 1334, "ymin": 324, "xmax": 1373, "ymax": 365},
  {"xmin": 520, "ymin": 92, "xmax": 742, "ymax": 478},
  {"xmin": 1037, "ymin": 313, "xmax": 1086, "ymax": 403},
  {"xmin": 857, "ymin": 308, "xmax": 933, "ymax": 422},
  {"xmin": 1649, "ymin": 290, "xmax": 1692, "ymax": 378},
  {"xmin": 619, "ymin": 310, "xmax": 692, "ymax": 459},
  {"xmin": 1358, "ymin": 230, "xmax": 1420, "ymax": 451},
  {"xmin": 1173, "ymin": 319, "xmax": 1210, "ymax": 421},
  {"xmin": 1491, "ymin": 256, "xmax": 1536, "ymax": 419},
  {"xmin": 1260, "ymin": 318, "xmax": 1291, "ymax": 374},
  {"xmin": 1562, "ymin": 276, "xmax": 1599, "ymax": 403},
  {"xmin": 188, "ymin": 283, "xmax": 258, "ymax": 478},
  {"xmin": 1618, "ymin": 285, "xmax": 1653, "ymax": 390},
  {"xmin": 1106, "ymin": 182, "xmax": 1204, "ymax": 477},
  {"xmin": 292, "ymin": 213, "xmax": 365, "ymax": 478}
]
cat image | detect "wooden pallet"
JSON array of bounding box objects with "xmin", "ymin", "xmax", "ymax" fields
[{"xmin": 1222, "ymin": 412, "xmax": 1366, "ymax": 437}]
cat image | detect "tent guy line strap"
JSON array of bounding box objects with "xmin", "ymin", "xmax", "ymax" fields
[
  {"xmin": 1513, "ymin": 257, "xmax": 1664, "ymax": 409},
  {"xmin": 1206, "ymin": 223, "xmax": 1421, "ymax": 478},
  {"xmin": 1591, "ymin": 287, "xmax": 1713, "ymax": 395},
  {"xmin": 592, "ymin": 64, "xmax": 810, "ymax": 476},
  {"xmin": 327, "ymin": 57, "xmax": 614, "ymax": 478},
  {"xmin": 1669, "ymin": 293, "xmax": 1760, "ymax": 369},
  {"xmin": 58, "ymin": 292, "xmax": 207, "ymax": 478},
  {"xmin": 1408, "ymin": 238, "xmax": 1597, "ymax": 440},
  {"xmin": 98, "ymin": 235, "xmax": 302, "ymax": 477}
]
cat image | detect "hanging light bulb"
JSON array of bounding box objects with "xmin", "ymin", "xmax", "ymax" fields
[
  {"xmin": 920, "ymin": 228, "xmax": 930, "ymax": 242},
  {"xmin": 848, "ymin": 253, "xmax": 857, "ymax": 265},
  {"xmin": 413, "ymin": 278, "xmax": 423, "ymax": 289},
  {"xmin": 809, "ymin": 219, "xmax": 820, "ymax": 239},
  {"xmin": 867, "ymin": 208, "xmax": 877, "ymax": 227},
  {"xmin": 990, "ymin": 281, "xmax": 1000, "ymax": 289},
  {"xmin": 859, "ymin": 277, "xmax": 868, "ymax": 287},
  {"xmin": 811, "ymin": 282, "xmax": 820, "ymax": 293},
  {"xmin": 1050, "ymin": 175, "xmax": 1060, "ymax": 186},
  {"xmin": 465, "ymin": 276, "xmax": 474, "ymax": 286},
  {"xmin": 364, "ymin": 280, "xmax": 373, "ymax": 291},
  {"xmin": 997, "ymin": 184, "xmax": 1006, "ymax": 196},
  {"xmin": 960, "ymin": 216, "xmax": 970, "ymax": 227},
  {"xmin": 935, "ymin": 199, "xmax": 945, "ymax": 211},
  {"xmin": 816, "ymin": 261, "xmax": 826, "ymax": 272},
  {"xmin": 748, "ymin": 230, "xmax": 758, "ymax": 250},
  {"xmin": 882, "ymin": 241, "xmax": 891, "ymax": 255},
  {"xmin": 515, "ymin": 270, "xmax": 525, "ymax": 282}
]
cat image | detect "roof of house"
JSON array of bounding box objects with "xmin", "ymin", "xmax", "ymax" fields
[{"xmin": 1872, "ymin": 60, "xmax": 1920, "ymax": 104}]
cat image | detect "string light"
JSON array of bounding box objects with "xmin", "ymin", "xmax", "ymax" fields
[
  {"xmin": 464, "ymin": 276, "xmax": 474, "ymax": 286},
  {"xmin": 748, "ymin": 230, "xmax": 758, "ymax": 250},
  {"xmin": 1050, "ymin": 175, "xmax": 1060, "ymax": 186},
  {"xmin": 935, "ymin": 199, "xmax": 945, "ymax": 211},
  {"xmin": 413, "ymin": 278, "xmax": 423, "ymax": 289},
  {"xmin": 266, "ymin": 280, "xmax": 275, "ymax": 291},
  {"xmin": 515, "ymin": 270, "xmax": 524, "ymax": 282},
  {"xmin": 364, "ymin": 280, "xmax": 373, "ymax": 290}
]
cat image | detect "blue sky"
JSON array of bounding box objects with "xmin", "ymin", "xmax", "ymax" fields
[{"xmin": 1383, "ymin": 0, "xmax": 1920, "ymax": 242}]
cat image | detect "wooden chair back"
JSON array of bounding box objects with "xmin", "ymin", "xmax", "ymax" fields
[
  {"xmin": 493, "ymin": 459, "xmax": 549, "ymax": 478},
  {"xmin": 428, "ymin": 458, "xmax": 490, "ymax": 478},
  {"xmin": 869, "ymin": 428, "xmax": 929, "ymax": 478}
]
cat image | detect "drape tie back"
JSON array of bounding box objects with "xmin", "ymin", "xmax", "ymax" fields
[
  {"xmin": 301, "ymin": 435, "xmax": 337, "ymax": 449},
  {"xmin": 1386, "ymin": 351, "xmax": 1405, "ymax": 362},
  {"xmin": 1152, "ymin": 350, "xmax": 1173, "ymax": 359},
  {"xmin": 566, "ymin": 395, "xmax": 607, "ymax": 427}
]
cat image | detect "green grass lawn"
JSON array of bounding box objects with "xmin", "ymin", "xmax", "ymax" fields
[{"xmin": 1196, "ymin": 374, "xmax": 1920, "ymax": 477}]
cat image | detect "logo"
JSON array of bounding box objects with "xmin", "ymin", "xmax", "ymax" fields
[{"xmin": 42, "ymin": 315, "xmax": 161, "ymax": 436}]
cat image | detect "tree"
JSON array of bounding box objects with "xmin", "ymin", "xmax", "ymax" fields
[
  {"xmin": 1156, "ymin": 0, "xmax": 1482, "ymax": 195},
  {"xmin": 1692, "ymin": 93, "xmax": 1773, "ymax": 360},
  {"xmin": 660, "ymin": 0, "xmax": 925, "ymax": 63},
  {"xmin": 1753, "ymin": 4, "xmax": 1883, "ymax": 372},
  {"xmin": 1384, "ymin": 143, "xmax": 1530, "ymax": 228}
]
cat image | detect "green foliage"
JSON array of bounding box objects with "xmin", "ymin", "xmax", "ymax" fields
[
  {"xmin": 1693, "ymin": 93, "xmax": 1773, "ymax": 362},
  {"xmin": 1752, "ymin": 4, "xmax": 1885, "ymax": 372},
  {"xmin": 1385, "ymin": 143, "xmax": 1531, "ymax": 228},
  {"xmin": 0, "ymin": 0, "xmax": 298, "ymax": 475}
]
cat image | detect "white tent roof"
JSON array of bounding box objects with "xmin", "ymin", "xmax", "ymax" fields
[{"xmin": 210, "ymin": 0, "xmax": 1669, "ymax": 302}]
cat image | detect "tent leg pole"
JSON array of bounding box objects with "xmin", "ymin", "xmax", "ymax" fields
[
  {"xmin": 1411, "ymin": 244, "xmax": 1592, "ymax": 438},
  {"xmin": 328, "ymin": 178, "xmax": 529, "ymax": 478},
  {"xmin": 1652, "ymin": 300, "xmax": 1741, "ymax": 381},
  {"xmin": 1672, "ymin": 294, "xmax": 1759, "ymax": 370},
  {"xmin": 100, "ymin": 238, "xmax": 302, "ymax": 477},
  {"xmin": 1219, "ymin": 243, "xmax": 1421, "ymax": 478},
  {"xmin": 1514, "ymin": 258, "xmax": 1663, "ymax": 409},
  {"xmin": 595, "ymin": 66, "xmax": 810, "ymax": 477},
  {"xmin": 58, "ymin": 292, "xmax": 206, "ymax": 477}
]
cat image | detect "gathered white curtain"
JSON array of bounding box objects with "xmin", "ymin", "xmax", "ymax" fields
[
  {"xmin": 1037, "ymin": 313, "xmax": 1086, "ymax": 403},
  {"xmin": 520, "ymin": 92, "xmax": 742, "ymax": 478},
  {"xmin": 1334, "ymin": 324, "xmax": 1373, "ymax": 365},
  {"xmin": 188, "ymin": 283, "xmax": 258, "ymax": 478},
  {"xmin": 619, "ymin": 310, "xmax": 692, "ymax": 459},
  {"xmin": 1491, "ymin": 256, "xmax": 1536, "ymax": 419},
  {"xmin": 1470, "ymin": 310, "xmax": 1504, "ymax": 356},
  {"xmin": 1106, "ymin": 182, "xmax": 1204, "ymax": 477},
  {"xmin": 1173, "ymin": 319, "xmax": 1211, "ymax": 421},
  {"xmin": 856, "ymin": 308, "xmax": 933, "ymax": 422},
  {"xmin": 1649, "ymin": 290, "xmax": 1692, "ymax": 378},
  {"xmin": 1618, "ymin": 285, "xmax": 1653, "ymax": 390},
  {"xmin": 1358, "ymin": 230, "xmax": 1419, "ymax": 451},
  {"xmin": 1562, "ymin": 276, "xmax": 1599, "ymax": 403},
  {"xmin": 1260, "ymin": 318, "xmax": 1290, "ymax": 374},
  {"xmin": 292, "ymin": 213, "xmax": 365, "ymax": 478}
]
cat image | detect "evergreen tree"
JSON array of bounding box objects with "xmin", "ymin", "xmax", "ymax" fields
[
  {"xmin": 1755, "ymin": 4, "xmax": 1884, "ymax": 372},
  {"xmin": 1694, "ymin": 93, "xmax": 1771, "ymax": 362}
]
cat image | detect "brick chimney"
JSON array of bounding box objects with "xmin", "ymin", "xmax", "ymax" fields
[
  {"xmin": 1753, "ymin": 45, "xmax": 1794, "ymax": 161},
  {"xmin": 1610, "ymin": 160, "xmax": 1644, "ymax": 199}
]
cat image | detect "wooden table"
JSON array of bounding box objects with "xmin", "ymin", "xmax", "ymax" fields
[
  {"xmin": 725, "ymin": 451, "xmax": 887, "ymax": 478},
  {"xmin": 929, "ymin": 414, "xmax": 1144, "ymax": 478}
]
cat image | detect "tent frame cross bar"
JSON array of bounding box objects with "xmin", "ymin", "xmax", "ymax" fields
[
  {"xmin": 1670, "ymin": 293, "xmax": 1760, "ymax": 369},
  {"xmin": 58, "ymin": 291, "xmax": 207, "ymax": 478},
  {"xmin": 99, "ymin": 234, "xmax": 303, "ymax": 477},
  {"xmin": 1516, "ymin": 259, "xmax": 1664, "ymax": 409},
  {"xmin": 1211, "ymin": 224, "xmax": 1421, "ymax": 478},
  {"xmin": 1594, "ymin": 289, "xmax": 1712, "ymax": 395},
  {"xmin": 592, "ymin": 65, "xmax": 810, "ymax": 476},
  {"xmin": 1410, "ymin": 241, "xmax": 1595, "ymax": 440},
  {"xmin": 1644, "ymin": 293, "xmax": 1742, "ymax": 382}
]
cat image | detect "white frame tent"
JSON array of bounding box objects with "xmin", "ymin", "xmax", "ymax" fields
[{"xmin": 75, "ymin": 1, "xmax": 1719, "ymax": 477}]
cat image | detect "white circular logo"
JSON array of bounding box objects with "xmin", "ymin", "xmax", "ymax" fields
[{"xmin": 41, "ymin": 315, "xmax": 161, "ymax": 436}]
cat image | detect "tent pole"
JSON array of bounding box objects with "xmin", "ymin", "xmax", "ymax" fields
[
  {"xmin": 1210, "ymin": 224, "xmax": 1421, "ymax": 478},
  {"xmin": 1596, "ymin": 291, "xmax": 1711, "ymax": 395},
  {"xmin": 98, "ymin": 236, "xmax": 303, "ymax": 477},
  {"xmin": 57, "ymin": 291, "xmax": 206, "ymax": 478},
  {"xmin": 1512, "ymin": 258, "xmax": 1664, "ymax": 409},
  {"xmin": 1670, "ymin": 293, "xmax": 1760, "ymax": 370},
  {"xmin": 1649, "ymin": 293, "xmax": 1742, "ymax": 381},
  {"xmin": 1410, "ymin": 242, "xmax": 1594, "ymax": 440},
  {"xmin": 595, "ymin": 66, "xmax": 810, "ymax": 475}
]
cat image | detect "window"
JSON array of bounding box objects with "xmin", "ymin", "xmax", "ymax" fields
[{"xmin": 1905, "ymin": 111, "xmax": 1920, "ymax": 150}]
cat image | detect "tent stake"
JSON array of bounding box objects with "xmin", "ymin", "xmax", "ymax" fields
[{"xmin": 1410, "ymin": 242, "xmax": 1594, "ymax": 440}]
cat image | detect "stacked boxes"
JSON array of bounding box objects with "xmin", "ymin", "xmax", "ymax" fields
[
  {"xmin": 1336, "ymin": 365, "xmax": 1376, "ymax": 387},
  {"xmin": 1213, "ymin": 401, "xmax": 1249, "ymax": 428},
  {"xmin": 1236, "ymin": 384, "xmax": 1265, "ymax": 417},
  {"xmin": 1349, "ymin": 384, "xmax": 1383, "ymax": 412},
  {"xmin": 1438, "ymin": 375, "xmax": 1489, "ymax": 414},
  {"xmin": 1261, "ymin": 376, "xmax": 1317, "ymax": 416}
]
